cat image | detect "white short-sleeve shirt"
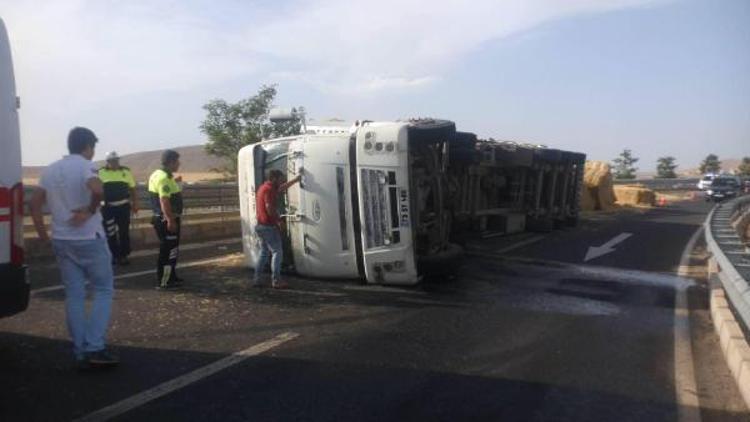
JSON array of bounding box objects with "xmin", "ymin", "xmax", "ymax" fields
[{"xmin": 39, "ymin": 154, "xmax": 104, "ymax": 240}]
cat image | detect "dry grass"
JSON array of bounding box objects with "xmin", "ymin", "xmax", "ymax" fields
[{"xmin": 178, "ymin": 172, "xmax": 229, "ymax": 183}]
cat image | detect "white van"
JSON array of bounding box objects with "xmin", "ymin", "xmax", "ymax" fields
[{"xmin": 0, "ymin": 18, "xmax": 28, "ymax": 317}]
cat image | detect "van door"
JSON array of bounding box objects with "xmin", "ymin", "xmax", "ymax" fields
[{"xmin": 0, "ymin": 18, "xmax": 29, "ymax": 318}]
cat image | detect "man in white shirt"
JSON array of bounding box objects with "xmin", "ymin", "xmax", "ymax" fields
[{"xmin": 30, "ymin": 127, "xmax": 119, "ymax": 370}]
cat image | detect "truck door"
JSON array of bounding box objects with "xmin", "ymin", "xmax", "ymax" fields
[{"xmin": 285, "ymin": 136, "xmax": 359, "ymax": 279}]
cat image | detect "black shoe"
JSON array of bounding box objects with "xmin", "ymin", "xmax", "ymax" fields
[{"xmin": 84, "ymin": 349, "xmax": 120, "ymax": 368}]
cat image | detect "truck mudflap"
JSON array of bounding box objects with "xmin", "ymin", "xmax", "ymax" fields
[{"xmin": 0, "ymin": 264, "xmax": 29, "ymax": 318}]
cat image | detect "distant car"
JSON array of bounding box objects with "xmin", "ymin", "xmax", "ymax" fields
[
  {"xmin": 705, "ymin": 177, "xmax": 739, "ymax": 202},
  {"xmin": 742, "ymin": 177, "xmax": 750, "ymax": 194},
  {"xmin": 697, "ymin": 174, "xmax": 716, "ymax": 190}
]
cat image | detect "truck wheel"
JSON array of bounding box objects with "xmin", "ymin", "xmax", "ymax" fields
[
  {"xmin": 408, "ymin": 119, "xmax": 456, "ymax": 144},
  {"xmin": 417, "ymin": 243, "xmax": 464, "ymax": 277}
]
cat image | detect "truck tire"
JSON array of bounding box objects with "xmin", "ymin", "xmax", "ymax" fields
[
  {"xmin": 417, "ymin": 243, "xmax": 464, "ymax": 277},
  {"xmin": 408, "ymin": 119, "xmax": 456, "ymax": 145}
]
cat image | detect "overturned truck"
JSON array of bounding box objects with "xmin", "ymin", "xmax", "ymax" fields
[{"xmin": 238, "ymin": 119, "xmax": 585, "ymax": 285}]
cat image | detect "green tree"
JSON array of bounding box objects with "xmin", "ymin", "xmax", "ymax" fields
[
  {"xmin": 612, "ymin": 149, "xmax": 639, "ymax": 179},
  {"xmin": 655, "ymin": 156, "xmax": 677, "ymax": 179},
  {"xmin": 699, "ymin": 154, "xmax": 721, "ymax": 174},
  {"xmin": 200, "ymin": 84, "xmax": 301, "ymax": 175},
  {"xmin": 736, "ymin": 157, "xmax": 750, "ymax": 176}
]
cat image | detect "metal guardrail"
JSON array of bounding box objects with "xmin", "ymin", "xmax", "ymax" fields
[
  {"xmin": 23, "ymin": 183, "xmax": 240, "ymax": 215},
  {"xmin": 705, "ymin": 195, "xmax": 750, "ymax": 333}
]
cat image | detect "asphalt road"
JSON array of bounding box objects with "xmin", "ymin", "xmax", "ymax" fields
[{"xmin": 1, "ymin": 199, "xmax": 748, "ymax": 421}]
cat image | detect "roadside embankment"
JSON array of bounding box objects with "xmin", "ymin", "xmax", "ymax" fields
[
  {"xmin": 731, "ymin": 206, "xmax": 750, "ymax": 245},
  {"xmin": 24, "ymin": 211, "xmax": 241, "ymax": 259}
]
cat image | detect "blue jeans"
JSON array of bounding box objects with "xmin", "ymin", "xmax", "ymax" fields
[
  {"xmin": 254, "ymin": 224, "xmax": 283, "ymax": 284},
  {"xmin": 52, "ymin": 237, "xmax": 114, "ymax": 359}
]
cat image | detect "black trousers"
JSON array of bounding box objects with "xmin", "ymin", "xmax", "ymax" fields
[
  {"xmin": 152, "ymin": 216, "xmax": 181, "ymax": 286},
  {"xmin": 102, "ymin": 204, "xmax": 131, "ymax": 260}
]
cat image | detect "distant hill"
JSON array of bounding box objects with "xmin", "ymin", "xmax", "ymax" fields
[{"xmin": 24, "ymin": 145, "xmax": 227, "ymax": 183}]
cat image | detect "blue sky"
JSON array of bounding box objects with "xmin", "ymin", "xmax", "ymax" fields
[{"xmin": 2, "ymin": 0, "xmax": 748, "ymax": 172}]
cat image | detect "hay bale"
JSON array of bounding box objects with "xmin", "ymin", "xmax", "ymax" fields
[
  {"xmin": 614, "ymin": 185, "xmax": 656, "ymax": 206},
  {"xmin": 580, "ymin": 187, "xmax": 597, "ymax": 211},
  {"xmin": 583, "ymin": 161, "xmax": 616, "ymax": 210}
]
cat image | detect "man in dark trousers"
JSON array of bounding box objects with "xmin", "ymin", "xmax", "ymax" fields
[
  {"xmin": 99, "ymin": 151, "xmax": 139, "ymax": 265},
  {"xmin": 253, "ymin": 168, "xmax": 302, "ymax": 289},
  {"xmin": 148, "ymin": 150, "xmax": 184, "ymax": 290}
]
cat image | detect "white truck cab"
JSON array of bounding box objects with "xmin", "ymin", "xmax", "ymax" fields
[
  {"xmin": 0, "ymin": 17, "xmax": 28, "ymax": 317},
  {"xmin": 239, "ymin": 119, "xmax": 458, "ymax": 285}
]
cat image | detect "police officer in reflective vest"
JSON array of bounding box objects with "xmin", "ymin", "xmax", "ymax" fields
[
  {"xmin": 99, "ymin": 151, "xmax": 139, "ymax": 265},
  {"xmin": 148, "ymin": 150, "xmax": 184, "ymax": 289}
]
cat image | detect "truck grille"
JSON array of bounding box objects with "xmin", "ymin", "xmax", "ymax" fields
[{"xmin": 361, "ymin": 169, "xmax": 390, "ymax": 248}]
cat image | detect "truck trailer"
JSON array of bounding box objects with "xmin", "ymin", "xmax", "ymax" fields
[{"xmin": 239, "ymin": 118, "xmax": 584, "ymax": 285}]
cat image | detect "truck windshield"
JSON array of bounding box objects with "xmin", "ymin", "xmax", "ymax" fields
[{"xmin": 253, "ymin": 141, "xmax": 290, "ymax": 187}]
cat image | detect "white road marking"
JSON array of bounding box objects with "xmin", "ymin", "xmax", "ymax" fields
[
  {"xmin": 33, "ymin": 238, "xmax": 243, "ymax": 270},
  {"xmin": 31, "ymin": 254, "xmax": 243, "ymax": 294},
  {"xmin": 674, "ymin": 227, "xmax": 702, "ymax": 422},
  {"xmin": 397, "ymin": 297, "xmax": 469, "ymax": 307},
  {"xmin": 343, "ymin": 285, "xmax": 426, "ymax": 295},
  {"xmin": 494, "ymin": 235, "xmax": 545, "ymax": 254},
  {"xmin": 128, "ymin": 238, "xmax": 241, "ymax": 258},
  {"xmin": 73, "ymin": 332, "xmax": 299, "ymax": 422},
  {"xmin": 269, "ymin": 289, "xmax": 346, "ymax": 298},
  {"xmin": 584, "ymin": 232, "xmax": 633, "ymax": 262}
]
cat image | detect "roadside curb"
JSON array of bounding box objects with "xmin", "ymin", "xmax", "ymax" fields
[{"xmin": 709, "ymin": 281, "xmax": 750, "ymax": 408}]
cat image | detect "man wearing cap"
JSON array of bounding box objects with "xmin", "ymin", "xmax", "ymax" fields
[
  {"xmin": 148, "ymin": 150, "xmax": 184, "ymax": 290},
  {"xmin": 99, "ymin": 151, "xmax": 139, "ymax": 265}
]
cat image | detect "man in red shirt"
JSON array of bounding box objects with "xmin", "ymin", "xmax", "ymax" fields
[{"xmin": 253, "ymin": 168, "xmax": 303, "ymax": 288}]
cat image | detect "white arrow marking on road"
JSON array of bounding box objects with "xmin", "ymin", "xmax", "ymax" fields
[{"xmin": 583, "ymin": 232, "xmax": 633, "ymax": 262}]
